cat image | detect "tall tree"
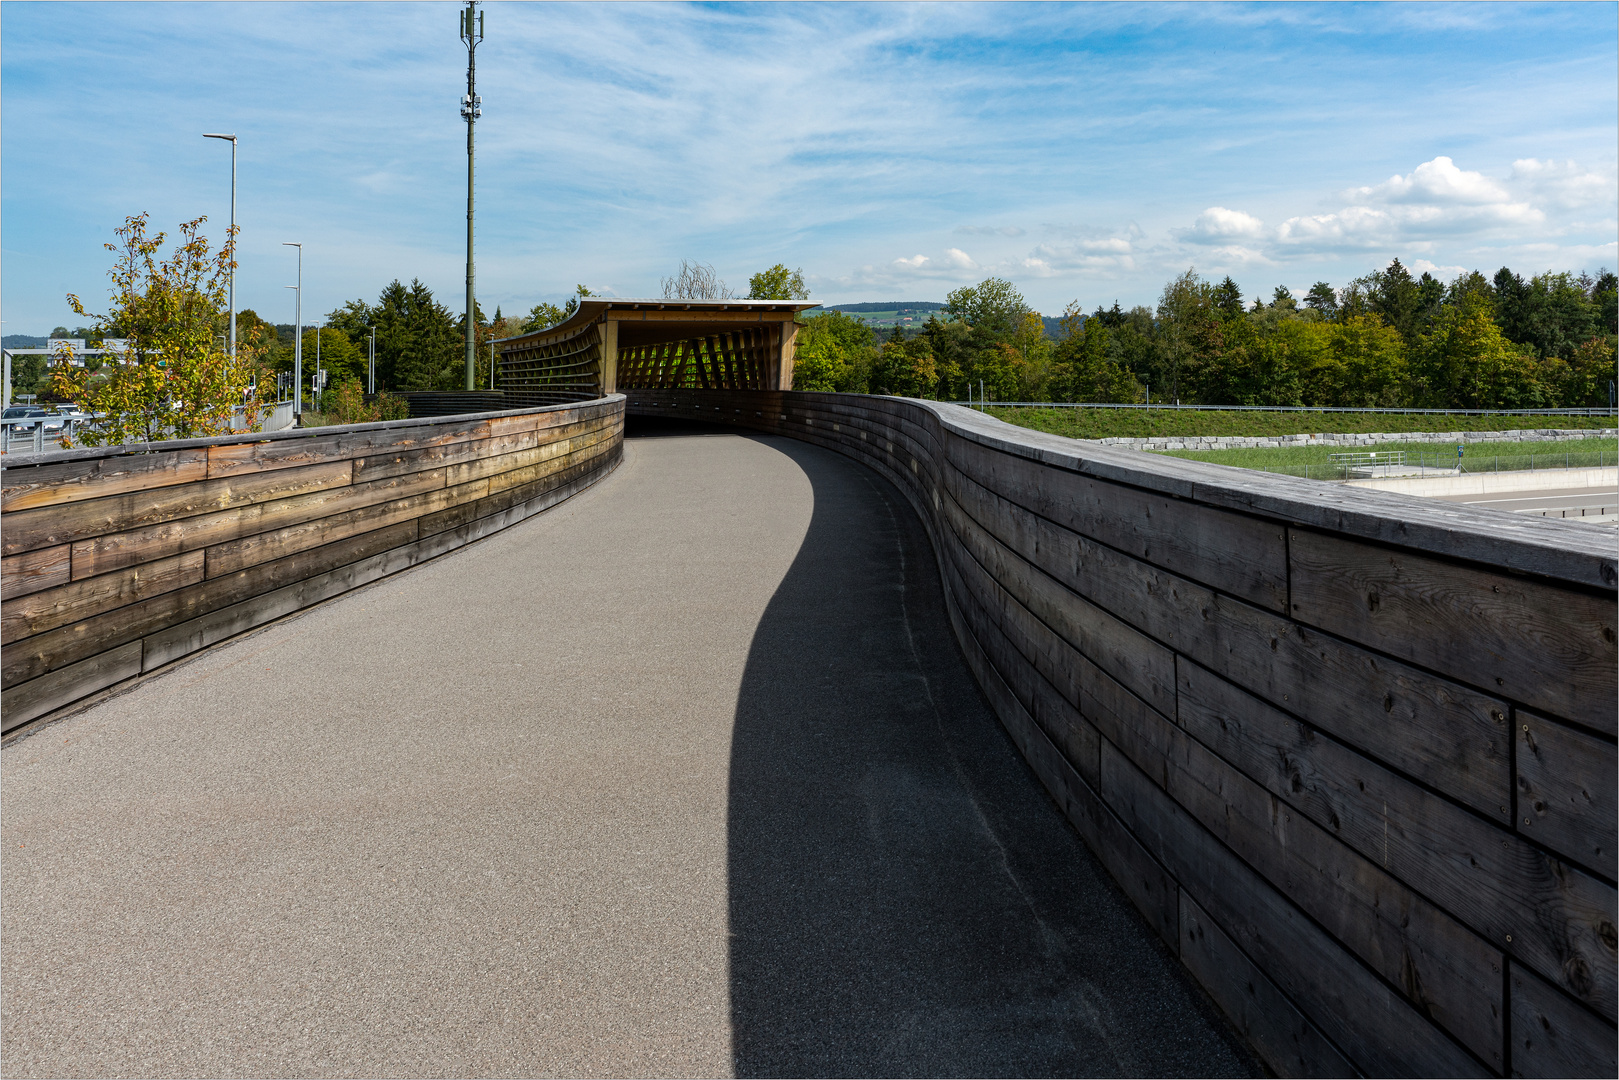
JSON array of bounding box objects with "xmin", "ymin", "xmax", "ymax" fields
[
  {"xmin": 1156, "ymin": 268, "xmax": 1216, "ymax": 402},
  {"xmin": 1371, "ymin": 258, "xmax": 1421, "ymax": 341},
  {"xmin": 1304, "ymin": 281, "xmax": 1338, "ymax": 319},
  {"xmin": 748, "ymin": 265, "xmax": 810, "ymax": 301},
  {"xmin": 1212, "ymin": 277, "xmax": 1245, "ymax": 321}
]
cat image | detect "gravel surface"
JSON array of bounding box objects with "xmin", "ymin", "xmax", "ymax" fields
[{"xmin": 2, "ymin": 424, "xmax": 1255, "ymax": 1078}]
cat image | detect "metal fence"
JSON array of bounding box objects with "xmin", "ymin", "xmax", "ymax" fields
[
  {"xmin": 964, "ymin": 401, "xmax": 1619, "ymax": 417},
  {"xmin": 1, "ymin": 401, "xmax": 294, "ymax": 454},
  {"xmin": 1221, "ymin": 449, "xmax": 1618, "ymax": 481}
]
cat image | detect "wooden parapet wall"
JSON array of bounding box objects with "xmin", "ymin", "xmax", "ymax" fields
[
  {"xmin": 1, "ymin": 396, "xmax": 625, "ymax": 732},
  {"xmin": 627, "ymin": 388, "xmax": 1618, "ymax": 1079}
]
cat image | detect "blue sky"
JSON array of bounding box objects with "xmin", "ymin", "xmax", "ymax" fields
[{"xmin": 3, "ymin": 2, "xmax": 1615, "ymax": 333}]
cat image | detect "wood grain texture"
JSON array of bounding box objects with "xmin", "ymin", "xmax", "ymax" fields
[
  {"xmin": 199, "ymin": 481, "xmax": 486, "ymax": 579},
  {"xmin": 950, "ymin": 435, "xmax": 1291, "ymax": 611},
  {"xmin": 1517, "ymin": 711, "xmax": 1618, "ymax": 881},
  {"xmin": 0, "ymin": 640, "xmax": 143, "ymax": 732},
  {"xmin": 1107, "ymin": 661, "xmax": 1505, "ymax": 1065},
  {"xmin": 944, "ymin": 550, "xmax": 1102, "ymax": 787},
  {"xmin": 1, "ymin": 449, "xmax": 208, "ymax": 513},
  {"xmin": 1179, "ymin": 657, "xmax": 1617, "ymax": 1019},
  {"xmin": 2, "ymin": 460, "xmax": 354, "ymax": 556},
  {"xmin": 2, "ymin": 550, "xmax": 204, "ymax": 645},
  {"xmin": 945, "ymin": 577, "xmax": 1182, "ymax": 947},
  {"xmin": 1510, "ymin": 962, "xmax": 1618, "ymax": 1078},
  {"xmin": 0, "ymin": 544, "xmax": 71, "ymax": 601},
  {"xmin": 941, "ymin": 479, "xmax": 1178, "ymax": 719},
  {"xmin": 67, "ymin": 466, "xmax": 449, "ymax": 580},
  {"xmin": 1179, "ymin": 892, "xmax": 1358, "ymax": 1079},
  {"xmin": 1, "ymin": 520, "xmax": 421, "ymax": 687},
  {"xmin": 1289, "ymin": 528, "xmax": 1617, "ymax": 734},
  {"xmin": 1100, "ymin": 740, "xmax": 1491, "ymax": 1078},
  {"xmin": 945, "ymin": 460, "xmax": 1513, "ymax": 816}
]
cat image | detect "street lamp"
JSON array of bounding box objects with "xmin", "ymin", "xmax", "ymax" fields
[
  {"xmin": 369, "ymin": 326, "xmax": 376, "ymax": 394},
  {"xmin": 283, "ymin": 242, "xmax": 302, "ymax": 418},
  {"xmin": 203, "ymin": 134, "xmax": 238, "ymax": 359}
]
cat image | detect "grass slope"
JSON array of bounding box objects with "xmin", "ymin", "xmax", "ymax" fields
[
  {"xmin": 987, "ymin": 406, "xmax": 1617, "ymax": 441},
  {"xmin": 1158, "ymin": 437, "xmax": 1616, "ymax": 470}
]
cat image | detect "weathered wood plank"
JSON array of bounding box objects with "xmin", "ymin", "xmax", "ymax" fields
[
  {"xmin": 941, "ymin": 480, "xmax": 1178, "ymax": 719},
  {"xmin": 2, "ymin": 550, "xmax": 205, "ymax": 646},
  {"xmin": 0, "ymin": 640, "xmax": 142, "ymax": 733},
  {"xmin": 417, "ymin": 442, "xmax": 613, "ymax": 539},
  {"xmin": 1, "ymin": 449, "xmax": 208, "ymax": 513},
  {"xmin": 943, "ymin": 573, "xmax": 1180, "ymax": 945},
  {"xmin": 67, "ymin": 466, "xmax": 447, "ymax": 580},
  {"xmin": 2, "ymin": 460, "xmax": 355, "ymax": 556},
  {"xmin": 140, "ymin": 445, "xmax": 621, "ymax": 674},
  {"xmin": 948, "ymin": 434, "xmax": 1291, "ymax": 611},
  {"xmin": 945, "ymin": 461, "xmax": 1514, "ymax": 816},
  {"xmin": 452, "ymin": 424, "xmax": 614, "ymax": 492},
  {"xmin": 1510, "ymin": 962, "xmax": 1618, "ymax": 1078},
  {"xmin": 201, "ymin": 481, "xmax": 487, "ymax": 579},
  {"xmin": 1106, "ymin": 664, "xmax": 1505, "ymax": 1065},
  {"xmin": 943, "ymin": 550, "xmax": 1101, "ymax": 786},
  {"xmin": 0, "ymin": 544, "xmax": 71, "ymax": 601},
  {"xmin": 1179, "ymin": 892, "xmax": 1358, "ymax": 1079},
  {"xmin": 1100, "ymin": 741, "xmax": 1491, "ymax": 1077},
  {"xmin": 1179, "ymin": 657, "xmax": 1618, "ymax": 1019},
  {"xmin": 1, "ymin": 521, "xmax": 419, "ymax": 688},
  {"xmin": 1289, "ymin": 528, "xmax": 1617, "ymax": 734},
  {"xmin": 1517, "ymin": 711, "xmax": 1618, "ymax": 880}
]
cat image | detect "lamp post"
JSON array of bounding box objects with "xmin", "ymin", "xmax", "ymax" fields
[
  {"xmin": 369, "ymin": 327, "xmax": 376, "ymax": 394},
  {"xmin": 459, "ymin": 0, "xmax": 484, "ymax": 392},
  {"xmin": 202, "ymin": 134, "xmax": 238, "ymax": 359},
  {"xmin": 283, "ymin": 242, "xmax": 302, "ymax": 418}
]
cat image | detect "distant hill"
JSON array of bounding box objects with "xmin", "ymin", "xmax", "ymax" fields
[
  {"xmin": 823, "ymin": 301, "xmax": 945, "ymax": 314},
  {"xmin": 3, "ymin": 335, "xmax": 48, "ymax": 349},
  {"xmin": 800, "ymin": 303, "xmax": 1071, "ymax": 341}
]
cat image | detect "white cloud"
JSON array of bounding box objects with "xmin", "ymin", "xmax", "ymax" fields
[
  {"xmin": 1508, "ymin": 158, "xmax": 1614, "ymax": 211},
  {"xmin": 1177, "ymin": 155, "xmax": 1611, "ymax": 268},
  {"xmin": 842, "ymin": 246, "xmax": 983, "ymax": 290},
  {"xmin": 1349, "ymin": 156, "xmax": 1511, "ymax": 206},
  {"xmin": 1185, "ymin": 206, "xmax": 1268, "ymax": 243},
  {"xmin": 1021, "ymin": 234, "xmax": 1137, "ymax": 274}
]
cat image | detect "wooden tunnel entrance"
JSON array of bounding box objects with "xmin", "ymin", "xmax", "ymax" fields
[{"xmin": 496, "ymin": 299, "xmax": 817, "ymax": 406}]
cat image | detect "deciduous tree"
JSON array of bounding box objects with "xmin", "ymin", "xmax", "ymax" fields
[{"xmin": 52, "ymin": 213, "xmax": 260, "ymax": 446}]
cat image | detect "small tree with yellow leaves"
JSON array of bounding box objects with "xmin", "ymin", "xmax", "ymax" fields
[{"xmin": 51, "ymin": 213, "xmax": 261, "ymax": 447}]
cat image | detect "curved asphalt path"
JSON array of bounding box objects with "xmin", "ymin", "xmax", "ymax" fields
[{"xmin": 1, "ymin": 421, "xmax": 1255, "ymax": 1078}]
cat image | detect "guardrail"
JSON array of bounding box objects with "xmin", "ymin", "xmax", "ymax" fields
[
  {"xmin": 1222, "ymin": 449, "xmax": 1618, "ymax": 481},
  {"xmin": 628, "ymin": 388, "xmax": 1616, "ymax": 1079},
  {"xmin": 2, "ymin": 401, "xmax": 295, "ymax": 453},
  {"xmin": 966, "ymin": 401, "xmax": 1619, "ymax": 416}
]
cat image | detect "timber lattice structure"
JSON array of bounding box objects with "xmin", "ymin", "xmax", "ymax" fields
[{"xmin": 496, "ymin": 299, "xmax": 815, "ymax": 405}]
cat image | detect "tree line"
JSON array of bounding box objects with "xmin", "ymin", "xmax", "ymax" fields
[{"xmin": 793, "ymin": 260, "xmax": 1618, "ymax": 409}]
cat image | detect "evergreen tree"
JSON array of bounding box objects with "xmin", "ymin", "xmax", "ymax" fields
[
  {"xmin": 1371, "ymin": 258, "xmax": 1420, "ymax": 341},
  {"xmin": 1212, "ymin": 277, "xmax": 1245, "ymax": 321},
  {"xmin": 1304, "ymin": 282, "xmax": 1338, "ymax": 319}
]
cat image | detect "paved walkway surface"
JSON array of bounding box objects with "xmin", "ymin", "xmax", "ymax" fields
[{"xmin": 1, "ymin": 424, "xmax": 1254, "ymax": 1078}]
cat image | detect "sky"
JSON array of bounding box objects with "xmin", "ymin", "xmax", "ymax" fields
[{"xmin": 2, "ymin": 1, "xmax": 1615, "ymax": 334}]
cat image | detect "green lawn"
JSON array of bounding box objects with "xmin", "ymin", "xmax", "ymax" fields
[
  {"xmin": 985, "ymin": 406, "xmax": 1616, "ymax": 441},
  {"xmin": 1156, "ymin": 437, "xmax": 1617, "ymax": 471}
]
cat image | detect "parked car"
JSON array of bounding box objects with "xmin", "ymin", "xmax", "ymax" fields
[{"xmin": 2, "ymin": 405, "xmax": 49, "ymax": 428}]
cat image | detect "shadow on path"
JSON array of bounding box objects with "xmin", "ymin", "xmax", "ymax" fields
[{"xmin": 721, "ymin": 432, "xmax": 1258, "ymax": 1078}]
